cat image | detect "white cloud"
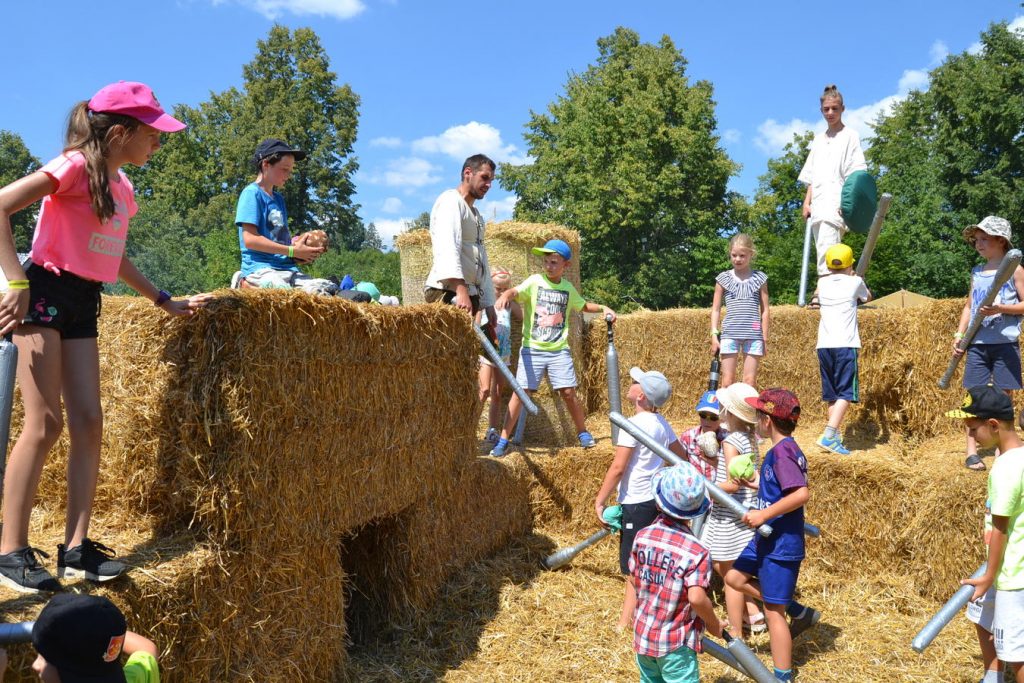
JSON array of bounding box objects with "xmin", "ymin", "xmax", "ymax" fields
[
  {"xmin": 381, "ymin": 197, "xmax": 403, "ymax": 213},
  {"xmin": 477, "ymin": 194, "xmax": 518, "ymax": 223},
  {"xmin": 369, "ymin": 136, "xmax": 402, "ymax": 148},
  {"xmin": 753, "ymin": 118, "xmax": 816, "ymax": 155},
  {"xmin": 928, "ymin": 40, "xmax": 949, "ymax": 66},
  {"xmin": 371, "ymin": 217, "xmax": 413, "ymax": 249},
  {"xmin": 1011, "ymin": 15, "xmax": 1024, "ymax": 34},
  {"xmin": 896, "ymin": 69, "xmax": 929, "ymax": 94},
  {"xmin": 221, "ymin": 0, "xmax": 365, "ymax": 19},
  {"xmin": 365, "ymin": 157, "xmax": 441, "ymax": 188},
  {"xmin": 412, "ymin": 121, "xmax": 529, "ymax": 165},
  {"xmin": 721, "ymin": 128, "xmax": 741, "ymax": 145}
]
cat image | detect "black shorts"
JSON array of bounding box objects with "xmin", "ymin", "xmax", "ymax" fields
[
  {"xmin": 22, "ymin": 263, "xmax": 103, "ymax": 339},
  {"xmin": 619, "ymin": 499, "xmax": 660, "ymax": 575}
]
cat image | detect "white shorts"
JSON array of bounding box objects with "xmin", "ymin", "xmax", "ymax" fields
[
  {"xmin": 515, "ymin": 347, "xmax": 577, "ymax": 390},
  {"xmin": 966, "ymin": 586, "xmax": 995, "ymax": 631},
  {"xmin": 812, "ymin": 218, "xmax": 847, "ymax": 276},
  {"xmin": 994, "ymin": 588, "xmax": 1024, "ymax": 662},
  {"xmin": 719, "ymin": 338, "xmax": 765, "ymax": 357}
]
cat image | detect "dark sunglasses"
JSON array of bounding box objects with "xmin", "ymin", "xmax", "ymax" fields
[{"xmin": 698, "ymin": 413, "xmax": 719, "ymax": 421}]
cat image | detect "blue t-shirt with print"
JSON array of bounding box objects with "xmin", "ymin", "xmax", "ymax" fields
[
  {"xmin": 752, "ymin": 437, "xmax": 808, "ymax": 561},
  {"xmin": 236, "ymin": 182, "xmax": 298, "ymax": 277}
]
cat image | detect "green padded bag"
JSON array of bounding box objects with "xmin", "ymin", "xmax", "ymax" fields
[{"xmin": 840, "ymin": 170, "xmax": 878, "ymax": 234}]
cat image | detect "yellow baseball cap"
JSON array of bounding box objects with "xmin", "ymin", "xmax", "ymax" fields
[{"xmin": 825, "ymin": 243, "xmax": 854, "ymax": 270}]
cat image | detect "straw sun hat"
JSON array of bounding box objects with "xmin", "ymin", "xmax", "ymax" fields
[{"xmin": 715, "ymin": 382, "xmax": 759, "ymax": 425}]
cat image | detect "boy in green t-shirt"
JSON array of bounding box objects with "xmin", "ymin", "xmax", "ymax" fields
[
  {"xmin": 952, "ymin": 386, "xmax": 1024, "ymax": 681},
  {"xmin": 489, "ymin": 239, "xmax": 615, "ymax": 456}
]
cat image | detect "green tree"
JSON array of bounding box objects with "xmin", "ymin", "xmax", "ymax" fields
[
  {"xmin": 0, "ymin": 131, "xmax": 41, "ymax": 251},
  {"xmin": 499, "ymin": 27, "xmax": 736, "ymax": 309}
]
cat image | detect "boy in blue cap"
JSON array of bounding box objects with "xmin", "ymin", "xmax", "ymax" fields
[
  {"xmin": 678, "ymin": 391, "xmax": 725, "ymax": 483},
  {"xmin": 490, "ymin": 239, "xmax": 615, "ymax": 456}
]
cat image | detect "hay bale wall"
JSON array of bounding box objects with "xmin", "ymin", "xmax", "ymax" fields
[
  {"xmin": 582, "ymin": 299, "xmax": 985, "ymax": 438},
  {"xmin": 397, "ymin": 222, "xmax": 587, "ymax": 446},
  {"xmin": 7, "ymin": 293, "xmax": 530, "ymax": 682}
]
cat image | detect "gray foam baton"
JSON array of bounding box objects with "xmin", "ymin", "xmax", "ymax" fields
[
  {"xmin": 473, "ymin": 324, "xmax": 538, "ymax": 415},
  {"xmin": 605, "ymin": 314, "xmax": 622, "ymax": 442},
  {"xmin": 939, "ymin": 249, "xmax": 1022, "ymax": 388},
  {"xmin": 723, "ymin": 632, "xmax": 776, "ymax": 683},
  {"xmin": 854, "ymin": 193, "xmax": 893, "ymax": 278},
  {"xmin": 701, "ymin": 636, "xmax": 749, "ymax": 677},
  {"xmin": 0, "ymin": 621, "xmax": 33, "ymax": 644},
  {"xmin": 0, "ymin": 335, "xmax": 17, "ymax": 489},
  {"xmin": 609, "ymin": 412, "xmax": 773, "ymax": 538},
  {"xmin": 911, "ymin": 562, "xmax": 987, "ymax": 653},
  {"xmin": 542, "ymin": 505, "xmax": 622, "ymax": 570}
]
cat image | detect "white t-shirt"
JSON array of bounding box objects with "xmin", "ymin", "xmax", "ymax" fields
[
  {"xmin": 615, "ymin": 411, "xmax": 677, "ymax": 504},
  {"xmin": 817, "ymin": 273, "xmax": 870, "ymax": 348},
  {"xmin": 798, "ymin": 126, "xmax": 866, "ymax": 224}
]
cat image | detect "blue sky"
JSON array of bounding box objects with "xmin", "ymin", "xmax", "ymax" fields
[{"xmin": 2, "ymin": 1, "xmax": 1022, "ymax": 248}]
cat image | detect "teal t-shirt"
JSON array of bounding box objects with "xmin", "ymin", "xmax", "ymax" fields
[
  {"xmin": 515, "ymin": 273, "xmax": 585, "ymax": 352},
  {"xmin": 989, "ymin": 446, "xmax": 1024, "ymax": 590}
]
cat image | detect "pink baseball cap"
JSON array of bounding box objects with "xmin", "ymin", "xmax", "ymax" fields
[{"xmin": 88, "ymin": 81, "xmax": 186, "ymax": 133}]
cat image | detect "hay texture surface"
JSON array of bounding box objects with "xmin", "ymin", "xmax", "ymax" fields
[{"xmin": 398, "ymin": 222, "xmax": 587, "ymax": 445}]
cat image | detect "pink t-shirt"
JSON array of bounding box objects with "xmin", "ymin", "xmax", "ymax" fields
[{"xmin": 30, "ymin": 152, "xmax": 138, "ymax": 283}]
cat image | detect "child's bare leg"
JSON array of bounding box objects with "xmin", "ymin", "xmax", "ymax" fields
[
  {"xmin": 488, "ymin": 371, "xmax": 506, "ymax": 430},
  {"xmin": 500, "ymin": 393, "xmax": 524, "ymax": 440},
  {"xmin": 725, "ymin": 567, "xmax": 763, "ymax": 602},
  {"xmin": 715, "ymin": 560, "xmax": 746, "ymax": 638},
  {"xmin": 764, "ymin": 602, "xmax": 793, "ymax": 671},
  {"xmin": 827, "ymin": 399, "xmax": 850, "ymax": 430},
  {"xmin": 558, "ymin": 387, "xmax": 588, "ymax": 434},
  {"xmin": 1012, "ymin": 661, "xmax": 1023, "ymax": 683},
  {"xmin": 720, "ymin": 354, "xmax": 738, "ymax": 387},
  {"xmin": 1, "ymin": 329, "xmax": 64, "ymax": 554},
  {"xmin": 741, "ymin": 353, "xmax": 760, "ymax": 387},
  {"xmin": 477, "ymin": 362, "xmax": 493, "ymax": 426},
  {"xmin": 974, "ymin": 624, "xmax": 999, "ymax": 679},
  {"xmin": 618, "ymin": 579, "xmax": 637, "ymax": 630},
  {"xmin": 62, "ymin": 338, "xmax": 103, "ymax": 548}
]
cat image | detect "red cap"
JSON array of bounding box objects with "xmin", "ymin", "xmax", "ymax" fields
[
  {"xmin": 745, "ymin": 388, "xmax": 801, "ymax": 421},
  {"xmin": 88, "ymin": 81, "xmax": 186, "ymax": 133}
]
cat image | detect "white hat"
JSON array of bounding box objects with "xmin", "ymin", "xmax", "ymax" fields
[
  {"xmin": 715, "ymin": 382, "xmax": 759, "ymax": 425},
  {"xmin": 963, "ymin": 216, "xmax": 1012, "ymax": 242}
]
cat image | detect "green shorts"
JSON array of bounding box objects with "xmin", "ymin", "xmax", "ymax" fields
[{"xmin": 636, "ymin": 644, "xmax": 699, "ymax": 683}]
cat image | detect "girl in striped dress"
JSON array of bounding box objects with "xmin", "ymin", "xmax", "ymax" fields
[
  {"xmin": 699, "ymin": 382, "xmax": 764, "ymax": 637},
  {"xmin": 711, "ymin": 234, "xmax": 770, "ymax": 387}
]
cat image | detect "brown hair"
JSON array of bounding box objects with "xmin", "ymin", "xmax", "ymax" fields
[
  {"xmin": 64, "ymin": 101, "xmax": 141, "ymax": 222},
  {"xmin": 820, "ymin": 84, "xmax": 844, "ymax": 107}
]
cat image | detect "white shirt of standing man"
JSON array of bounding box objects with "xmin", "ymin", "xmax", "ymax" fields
[{"xmin": 424, "ymin": 155, "xmax": 498, "ymax": 314}]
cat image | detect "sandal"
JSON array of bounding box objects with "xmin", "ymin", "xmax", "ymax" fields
[
  {"xmin": 965, "ymin": 453, "xmax": 986, "ymax": 471},
  {"xmin": 744, "ymin": 612, "xmax": 767, "ymax": 635},
  {"xmin": 808, "ymin": 295, "xmax": 820, "ymax": 310}
]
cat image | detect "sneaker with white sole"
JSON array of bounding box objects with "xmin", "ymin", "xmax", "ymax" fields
[
  {"xmin": 57, "ymin": 538, "xmax": 126, "ymax": 583},
  {"xmin": 490, "ymin": 437, "xmax": 511, "ymax": 457},
  {"xmin": 789, "ymin": 606, "xmax": 821, "ymax": 639},
  {"xmin": 578, "ymin": 431, "xmax": 596, "ymax": 448},
  {"xmin": 0, "ymin": 546, "xmax": 62, "ymax": 593},
  {"xmin": 484, "ymin": 428, "xmax": 500, "ymax": 446},
  {"xmin": 816, "ymin": 434, "xmax": 851, "ymax": 456}
]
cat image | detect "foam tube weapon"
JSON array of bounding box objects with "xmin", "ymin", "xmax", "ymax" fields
[
  {"xmin": 798, "ymin": 219, "xmax": 813, "ymax": 307},
  {"xmin": 701, "ymin": 636, "xmax": 750, "ymax": 677},
  {"xmin": 542, "ymin": 505, "xmax": 622, "ymax": 570},
  {"xmin": 939, "ymin": 249, "xmax": 1023, "ymax": 389},
  {"xmin": 606, "ymin": 314, "xmax": 622, "ymax": 442},
  {"xmin": 0, "ymin": 621, "xmax": 33, "ymax": 644},
  {"xmin": 911, "ymin": 562, "xmax": 987, "ymax": 653},
  {"xmin": 473, "ymin": 323, "xmax": 538, "ymax": 415},
  {"xmin": 609, "ymin": 412, "xmax": 773, "ymax": 538},
  {"xmin": 854, "ymin": 193, "xmax": 893, "ymax": 278},
  {"xmin": 0, "ymin": 335, "xmax": 18, "ymax": 489},
  {"xmin": 722, "ymin": 631, "xmax": 777, "ymax": 683}
]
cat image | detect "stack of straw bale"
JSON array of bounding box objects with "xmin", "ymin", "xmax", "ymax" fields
[
  {"xmin": 5, "ymin": 292, "xmax": 530, "ymax": 681},
  {"xmin": 396, "ymin": 222, "xmax": 586, "ymax": 446}
]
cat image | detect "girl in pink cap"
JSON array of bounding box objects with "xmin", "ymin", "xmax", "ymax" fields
[{"xmin": 0, "ymin": 81, "xmax": 211, "ymax": 593}]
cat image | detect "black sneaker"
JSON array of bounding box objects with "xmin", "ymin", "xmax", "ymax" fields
[
  {"xmin": 0, "ymin": 546, "xmax": 62, "ymax": 593},
  {"xmin": 789, "ymin": 606, "xmax": 822, "ymax": 639},
  {"xmin": 57, "ymin": 538, "xmax": 126, "ymax": 582}
]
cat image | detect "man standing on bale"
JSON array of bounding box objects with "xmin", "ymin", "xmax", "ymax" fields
[{"xmin": 424, "ymin": 154, "xmax": 497, "ymax": 327}]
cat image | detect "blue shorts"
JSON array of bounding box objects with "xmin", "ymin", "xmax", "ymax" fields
[
  {"xmin": 636, "ymin": 645, "xmax": 699, "ymax": 683},
  {"xmin": 818, "ymin": 347, "xmax": 859, "ymax": 403},
  {"xmin": 963, "ymin": 343, "xmax": 1022, "ymax": 390},
  {"xmin": 719, "ymin": 338, "xmax": 764, "ymax": 357},
  {"xmin": 619, "ymin": 500, "xmax": 659, "ymax": 575},
  {"xmin": 732, "ymin": 543, "xmax": 802, "ymax": 606},
  {"xmin": 515, "ymin": 347, "xmax": 578, "ymax": 390}
]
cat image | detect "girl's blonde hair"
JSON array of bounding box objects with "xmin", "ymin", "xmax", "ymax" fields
[
  {"xmin": 820, "ymin": 84, "xmax": 844, "ymax": 107},
  {"xmin": 491, "ymin": 267, "xmax": 513, "ymax": 287},
  {"xmin": 729, "ymin": 233, "xmax": 756, "ymax": 259},
  {"xmin": 64, "ymin": 101, "xmax": 141, "ymax": 222},
  {"xmin": 724, "ymin": 408, "xmax": 756, "ymax": 436}
]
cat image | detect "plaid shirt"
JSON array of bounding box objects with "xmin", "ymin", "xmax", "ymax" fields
[
  {"xmin": 629, "ymin": 513, "xmax": 713, "ymax": 657},
  {"xmin": 678, "ymin": 426, "xmax": 725, "ymax": 483}
]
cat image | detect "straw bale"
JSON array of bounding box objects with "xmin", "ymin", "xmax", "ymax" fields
[
  {"xmin": 397, "ymin": 222, "xmax": 587, "ymax": 446},
  {"xmin": 581, "ymin": 299, "xmax": 1011, "ymax": 441}
]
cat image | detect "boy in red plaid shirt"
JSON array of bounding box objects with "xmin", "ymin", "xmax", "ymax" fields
[{"xmin": 630, "ymin": 462, "xmax": 724, "ymax": 683}]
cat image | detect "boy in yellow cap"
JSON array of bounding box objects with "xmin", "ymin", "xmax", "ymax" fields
[{"xmin": 815, "ymin": 244, "xmax": 872, "ymax": 455}]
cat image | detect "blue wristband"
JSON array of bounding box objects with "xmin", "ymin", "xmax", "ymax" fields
[{"xmin": 154, "ymin": 290, "xmax": 172, "ymax": 306}]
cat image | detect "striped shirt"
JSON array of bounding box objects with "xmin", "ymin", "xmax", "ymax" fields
[
  {"xmin": 717, "ymin": 269, "xmax": 767, "ymax": 341},
  {"xmin": 630, "ymin": 514, "xmax": 712, "ymax": 657},
  {"xmin": 700, "ymin": 431, "xmax": 758, "ymax": 561}
]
